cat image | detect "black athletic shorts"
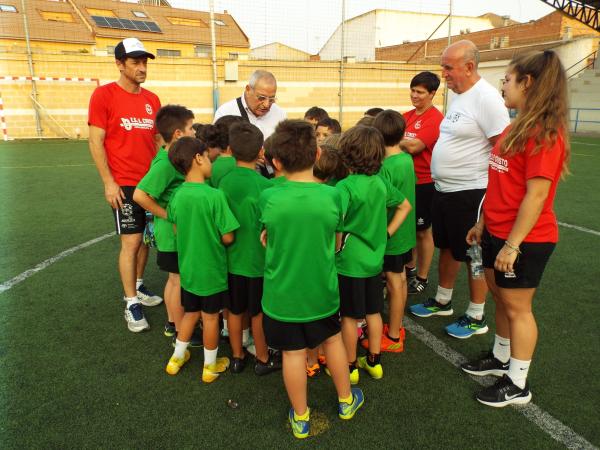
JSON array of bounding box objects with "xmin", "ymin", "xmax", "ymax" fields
[
  {"xmin": 338, "ymin": 274, "xmax": 384, "ymax": 319},
  {"xmin": 181, "ymin": 288, "xmax": 227, "ymax": 314},
  {"xmin": 263, "ymin": 312, "xmax": 341, "ymax": 351},
  {"xmin": 157, "ymin": 251, "xmax": 179, "ymax": 274},
  {"xmin": 383, "ymin": 249, "xmax": 413, "ymax": 273},
  {"xmin": 481, "ymin": 229, "xmax": 555, "ymax": 289},
  {"xmin": 415, "ymin": 182, "xmax": 435, "ymax": 231},
  {"xmin": 431, "ymin": 188, "xmax": 486, "ymax": 262},
  {"xmin": 226, "ymin": 274, "xmax": 263, "ymax": 316},
  {"xmin": 111, "ymin": 186, "xmax": 146, "ymax": 234}
]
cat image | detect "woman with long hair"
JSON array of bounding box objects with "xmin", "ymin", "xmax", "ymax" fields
[{"xmin": 460, "ymin": 50, "xmax": 570, "ymax": 407}]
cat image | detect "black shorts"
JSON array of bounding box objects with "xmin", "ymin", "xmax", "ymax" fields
[
  {"xmin": 383, "ymin": 250, "xmax": 413, "ymax": 273},
  {"xmin": 111, "ymin": 186, "xmax": 146, "ymax": 234},
  {"xmin": 481, "ymin": 230, "xmax": 555, "ymax": 289},
  {"xmin": 432, "ymin": 188, "xmax": 486, "ymax": 262},
  {"xmin": 338, "ymin": 274, "xmax": 384, "ymax": 319},
  {"xmin": 181, "ymin": 288, "xmax": 227, "ymax": 314},
  {"xmin": 226, "ymin": 274, "xmax": 263, "ymax": 316},
  {"xmin": 157, "ymin": 251, "xmax": 179, "ymax": 274},
  {"xmin": 262, "ymin": 313, "xmax": 341, "ymax": 351},
  {"xmin": 415, "ymin": 182, "xmax": 435, "ymax": 231}
]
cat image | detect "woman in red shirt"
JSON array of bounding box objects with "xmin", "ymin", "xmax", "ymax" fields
[{"xmin": 461, "ymin": 50, "xmax": 570, "ymax": 407}]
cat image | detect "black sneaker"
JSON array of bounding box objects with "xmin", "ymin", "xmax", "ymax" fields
[
  {"xmin": 476, "ymin": 375, "xmax": 532, "ymax": 407},
  {"xmin": 461, "ymin": 351, "xmax": 509, "ymax": 377},
  {"xmin": 171, "ymin": 329, "xmax": 203, "ymax": 348},
  {"xmin": 408, "ymin": 277, "xmax": 428, "ymax": 295},
  {"xmin": 254, "ymin": 350, "xmax": 282, "ymax": 376},
  {"xmin": 164, "ymin": 322, "xmax": 176, "ymax": 337},
  {"xmin": 231, "ymin": 354, "xmax": 248, "ymax": 374}
]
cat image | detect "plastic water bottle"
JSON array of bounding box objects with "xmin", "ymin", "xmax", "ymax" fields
[{"xmin": 467, "ymin": 242, "xmax": 485, "ymax": 279}]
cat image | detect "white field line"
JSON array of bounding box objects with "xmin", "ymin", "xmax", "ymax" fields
[
  {"xmin": 403, "ymin": 317, "xmax": 598, "ymax": 450},
  {"xmin": 571, "ymin": 141, "xmax": 600, "ymax": 147},
  {"xmin": 558, "ymin": 222, "xmax": 600, "ymax": 237},
  {"xmin": 0, "ymin": 232, "xmax": 114, "ymax": 295},
  {"xmin": 0, "ymin": 163, "xmax": 95, "ymax": 169}
]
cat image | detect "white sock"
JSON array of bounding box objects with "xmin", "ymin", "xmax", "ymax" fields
[
  {"xmin": 204, "ymin": 347, "xmax": 218, "ymax": 366},
  {"xmin": 508, "ymin": 357, "xmax": 530, "ymax": 389},
  {"xmin": 465, "ymin": 301, "xmax": 485, "ymax": 320},
  {"xmin": 173, "ymin": 339, "xmax": 189, "ymax": 359},
  {"xmin": 242, "ymin": 328, "xmax": 250, "ymax": 345},
  {"xmin": 435, "ymin": 286, "xmax": 453, "ymax": 305},
  {"xmin": 492, "ymin": 334, "xmax": 511, "ymax": 363},
  {"xmin": 222, "ymin": 318, "xmax": 228, "ymax": 332},
  {"xmin": 124, "ymin": 296, "xmax": 139, "ymax": 308},
  {"xmin": 136, "ymin": 278, "xmax": 143, "ymax": 290}
]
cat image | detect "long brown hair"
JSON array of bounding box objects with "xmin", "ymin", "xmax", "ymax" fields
[{"xmin": 501, "ymin": 50, "xmax": 570, "ymax": 177}]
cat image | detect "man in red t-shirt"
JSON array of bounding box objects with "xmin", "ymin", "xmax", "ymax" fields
[
  {"xmin": 88, "ymin": 38, "xmax": 163, "ymax": 332},
  {"xmin": 399, "ymin": 72, "xmax": 444, "ymax": 295}
]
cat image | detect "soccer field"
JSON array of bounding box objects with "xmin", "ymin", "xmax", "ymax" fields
[{"xmin": 0, "ymin": 138, "xmax": 599, "ymax": 449}]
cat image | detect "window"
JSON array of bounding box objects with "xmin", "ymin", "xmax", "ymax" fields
[
  {"xmin": 167, "ymin": 17, "xmax": 206, "ymax": 27},
  {"xmin": 132, "ymin": 11, "xmax": 147, "ymax": 18},
  {"xmin": 86, "ymin": 8, "xmax": 115, "ymax": 17},
  {"xmin": 214, "ymin": 19, "xmax": 225, "ymax": 26},
  {"xmin": 40, "ymin": 11, "xmax": 74, "ymax": 22},
  {"xmin": 157, "ymin": 49, "xmax": 181, "ymax": 57},
  {"xmin": 0, "ymin": 4, "xmax": 17, "ymax": 12},
  {"xmin": 195, "ymin": 44, "xmax": 210, "ymax": 57},
  {"xmin": 107, "ymin": 45, "xmax": 115, "ymax": 55}
]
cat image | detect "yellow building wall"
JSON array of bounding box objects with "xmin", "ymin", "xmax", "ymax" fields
[
  {"xmin": 0, "ymin": 52, "xmax": 440, "ymax": 138},
  {"xmin": 0, "ymin": 38, "xmax": 94, "ymax": 54}
]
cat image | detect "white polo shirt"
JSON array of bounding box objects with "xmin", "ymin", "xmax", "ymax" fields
[
  {"xmin": 431, "ymin": 78, "xmax": 509, "ymax": 193},
  {"xmin": 212, "ymin": 93, "xmax": 287, "ymax": 138}
]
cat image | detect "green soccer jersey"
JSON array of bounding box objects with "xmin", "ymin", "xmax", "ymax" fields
[
  {"xmin": 379, "ymin": 153, "xmax": 416, "ymax": 255},
  {"xmin": 167, "ymin": 182, "xmax": 239, "ymax": 296},
  {"xmin": 136, "ymin": 148, "xmax": 185, "ymax": 252},
  {"xmin": 219, "ymin": 167, "xmax": 273, "ymax": 277},
  {"xmin": 259, "ymin": 181, "xmax": 343, "ymax": 323},
  {"xmin": 271, "ymin": 175, "xmax": 287, "ymax": 186},
  {"xmin": 335, "ymin": 174, "xmax": 404, "ymax": 277},
  {"xmin": 208, "ymin": 156, "xmax": 236, "ymax": 188}
]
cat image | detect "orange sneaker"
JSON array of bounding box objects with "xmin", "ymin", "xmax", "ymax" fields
[
  {"xmin": 318, "ymin": 355, "xmax": 327, "ymax": 366},
  {"xmin": 361, "ymin": 326, "xmax": 406, "ymax": 352},
  {"xmin": 306, "ymin": 362, "xmax": 321, "ymax": 378}
]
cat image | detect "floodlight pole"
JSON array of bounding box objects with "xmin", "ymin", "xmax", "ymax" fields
[
  {"xmin": 21, "ymin": 0, "xmax": 42, "ymax": 137},
  {"xmin": 338, "ymin": 0, "xmax": 346, "ymax": 126},
  {"xmin": 209, "ymin": 0, "xmax": 219, "ymax": 114},
  {"xmin": 443, "ymin": 0, "xmax": 453, "ymax": 114}
]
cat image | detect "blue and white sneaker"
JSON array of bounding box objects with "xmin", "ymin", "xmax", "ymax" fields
[
  {"xmin": 288, "ymin": 408, "xmax": 309, "ymax": 439},
  {"xmin": 409, "ymin": 298, "xmax": 453, "ymax": 318},
  {"xmin": 136, "ymin": 284, "xmax": 163, "ymax": 307},
  {"xmin": 445, "ymin": 314, "xmax": 489, "ymax": 339},
  {"xmin": 338, "ymin": 387, "xmax": 365, "ymax": 420},
  {"xmin": 124, "ymin": 302, "xmax": 150, "ymax": 332}
]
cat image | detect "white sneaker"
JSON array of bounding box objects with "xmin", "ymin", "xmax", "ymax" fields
[
  {"xmin": 136, "ymin": 284, "xmax": 163, "ymax": 307},
  {"xmin": 124, "ymin": 302, "xmax": 150, "ymax": 332}
]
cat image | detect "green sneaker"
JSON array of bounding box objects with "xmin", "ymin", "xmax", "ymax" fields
[
  {"xmin": 288, "ymin": 408, "xmax": 309, "ymax": 439},
  {"xmin": 338, "ymin": 387, "xmax": 365, "ymax": 420},
  {"xmin": 356, "ymin": 356, "xmax": 383, "ymax": 380}
]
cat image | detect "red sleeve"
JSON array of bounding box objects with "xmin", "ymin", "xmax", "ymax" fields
[
  {"xmin": 88, "ymin": 87, "xmax": 108, "ymax": 129},
  {"xmin": 525, "ymin": 135, "xmax": 564, "ymax": 181}
]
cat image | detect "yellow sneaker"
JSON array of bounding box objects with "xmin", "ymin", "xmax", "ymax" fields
[
  {"xmin": 165, "ymin": 350, "xmax": 191, "ymax": 375},
  {"xmin": 357, "ymin": 356, "xmax": 383, "ymax": 380},
  {"xmin": 349, "ymin": 367, "xmax": 360, "ymax": 385},
  {"xmin": 202, "ymin": 356, "xmax": 230, "ymax": 383}
]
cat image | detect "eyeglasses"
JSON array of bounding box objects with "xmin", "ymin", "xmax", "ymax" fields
[{"xmin": 252, "ymin": 90, "xmax": 276, "ymax": 104}]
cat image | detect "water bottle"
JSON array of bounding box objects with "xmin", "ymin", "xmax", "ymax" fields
[{"xmin": 467, "ymin": 242, "xmax": 485, "ymax": 279}]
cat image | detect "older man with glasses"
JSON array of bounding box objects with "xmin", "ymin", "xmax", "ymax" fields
[{"xmin": 213, "ymin": 70, "xmax": 286, "ymax": 139}]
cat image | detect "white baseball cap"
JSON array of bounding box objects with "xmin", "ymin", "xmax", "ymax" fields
[{"xmin": 114, "ymin": 37, "xmax": 155, "ymax": 60}]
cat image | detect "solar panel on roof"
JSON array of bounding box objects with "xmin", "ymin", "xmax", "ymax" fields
[
  {"xmin": 106, "ymin": 17, "xmax": 124, "ymax": 29},
  {"xmin": 132, "ymin": 20, "xmax": 151, "ymax": 31},
  {"xmin": 144, "ymin": 21, "xmax": 161, "ymax": 32},
  {"xmin": 91, "ymin": 15, "xmax": 110, "ymax": 27},
  {"xmin": 119, "ymin": 19, "xmax": 135, "ymax": 29},
  {"xmin": 90, "ymin": 15, "xmax": 162, "ymax": 33}
]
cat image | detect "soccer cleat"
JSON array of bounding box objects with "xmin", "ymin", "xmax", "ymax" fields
[
  {"xmin": 288, "ymin": 408, "xmax": 309, "ymax": 439},
  {"xmin": 136, "ymin": 284, "xmax": 163, "ymax": 307},
  {"xmin": 306, "ymin": 363, "xmax": 321, "ymax": 378},
  {"xmin": 165, "ymin": 350, "xmax": 191, "ymax": 375},
  {"xmin": 220, "ymin": 327, "xmax": 229, "ymax": 339},
  {"xmin": 409, "ymin": 298, "xmax": 453, "ymax": 318},
  {"xmin": 164, "ymin": 322, "xmax": 176, "ymax": 337},
  {"xmin": 124, "ymin": 302, "xmax": 150, "ymax": 332},
  {"xmin": 408, "ymin": 277, "xmax": 428, "ymax": 295},
  {"xmin": 202, "ymin": 356, "xmax": 230, "ymax": 383},
  {"xmin": 318, "ymin": 355, "xmax": 327, "ymax": 367},
  {"xmin": 476, "ymin": 375, "xmax": 532, "ymax": 407},
  {"xmin": 254, "ymin": 350, "xmax": 282, "ymax": 376},
  {"xmin": 231, "ymin": 354, "xmax": 248, "ymax": 374},
  {"xmin": 461, "ymin": 351, "xmax": 509, "ymax": 377},
  {"xmin": 361, "ymin": 325, "xmax": 406, "ymax": 352},
  {"xmin": 356, "ymin": 356, "xmax": 383, "ymax": 380},
  {"xmin": 446, "ymin": 315, "xmax": 489, "ymax": 339},
  {"xmin": 171, "ymin": 329, "xmax": 203, "ymax": 349},
  {"xmin": 338, "ymin": 387, "xmax": 365, "ymax": 420}
]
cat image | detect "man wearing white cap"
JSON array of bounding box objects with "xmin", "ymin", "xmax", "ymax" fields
[{"xmin": 88, "ymin": 38, "xmax": 163, "ymax": 332}]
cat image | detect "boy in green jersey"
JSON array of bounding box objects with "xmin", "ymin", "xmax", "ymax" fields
[
  {"xmin": 313, "ymin": 144, "xmax": 348, "ymax": 186},
  {"xmin": 259, "ymin": 120, "xmax": 364, "ymax": 439},
  {"xmin": 200, "ymin": 115, "xmax": 244, "ymax": 188},
  {"xmin": 336, "ymin": 126, "xmax": 411, "ymax": 384},
  {"xmin": 219, "ymin": 122, "xmax": 281, "ymax": 375},
  {"xmin": 165, "ymin": 137, "xmax": 240, "ymax": 383},
  {"xmin": 134, "ymin": 105, "xmax": 198, "ymax": 342},
  {"xmin": 365, "ymin": 110, "xmax": 416, "ymax": 353}
]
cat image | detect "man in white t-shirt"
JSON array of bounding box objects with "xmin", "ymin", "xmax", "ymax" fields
[
  {"xmin": 213, "ymin": 70, "xmax": 286, "ymax": 138},
  {"xmin": 409, "ymin": 40, "xmax": 510, "ymax": 339}
]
